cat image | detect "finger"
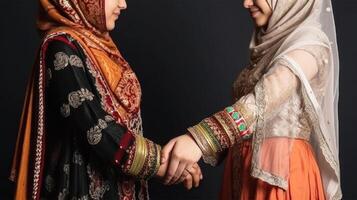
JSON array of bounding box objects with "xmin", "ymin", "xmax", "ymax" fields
[
  {"xmin": 187, "ymin": 166, "xmax": 200, "ymax": 188},
  {"xmin": 161, "ymin": 139, "xmax": 176, "ymax": 164},
  {"xmin": 175, "ymin": 169, "xmax": 189, "ymax": 184},
  {"xmin": 193, "ymin": 163, "xmax": 203, "ymax": 180},
  {"xmin": 183, "ymin": 174, "xmax": 193, "ymax": 190},
  {"xmin": 168, "ymin": 162, "xmax": 187, "ymax": 185},
  {"xmin": 164, "ymin": 156, "xmax": 179, "ymax": 184}
]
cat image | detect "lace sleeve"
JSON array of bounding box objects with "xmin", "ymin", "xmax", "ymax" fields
[{"xmin": 188, "ymin": 46, "xmax": 326, "ymax": 166}]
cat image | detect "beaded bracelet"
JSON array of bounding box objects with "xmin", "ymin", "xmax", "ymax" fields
[{"xmin": 225, "ymin": 106, "xmax": 249, "ymax": 137}]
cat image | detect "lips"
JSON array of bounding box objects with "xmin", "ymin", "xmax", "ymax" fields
[
  {"xmin": 113, "ymin": 9, "xmax": 121, "ymax": 16},
  {"xmin": 249, "ymin": 7, "xmax": 261, "ymax": 18},
  {"xmin": 251, "ymin": 11, "xmax": 260, "ymax": 18}
]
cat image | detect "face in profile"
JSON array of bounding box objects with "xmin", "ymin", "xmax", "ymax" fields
[
  {"xmin": 243, "ymin": 0, "xmax": 272, "ymax": 27},
  {"xmin": 105, "ymin": 0, "xmax": 127, "ymax": 31}
]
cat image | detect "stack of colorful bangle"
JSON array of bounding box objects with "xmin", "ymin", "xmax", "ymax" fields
[
  {"xmin": 188, "ymin": 104, "xmax": 252, "ymax": 166},
  {"xmin": 122, "ymin": 135, "xmax": 161, "ymax": 179}
]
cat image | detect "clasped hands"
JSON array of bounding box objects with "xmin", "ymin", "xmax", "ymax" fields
[{"xmin": 156, "ymin": 134, "xmax": 203, "ymax": 189}]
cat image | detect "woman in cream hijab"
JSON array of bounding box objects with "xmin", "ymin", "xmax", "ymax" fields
[{"xmin": 161, "ymin": 0, "xmax": 341, "ymax": 199}]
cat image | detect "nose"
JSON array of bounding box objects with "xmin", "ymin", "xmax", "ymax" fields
[
  {"xmin": 243, "ymin": 0, "xmax": 254, "ymax": 8},
  {"xmin": 118, "ymin": 0, "xmax": 127, "ymax": 10}
]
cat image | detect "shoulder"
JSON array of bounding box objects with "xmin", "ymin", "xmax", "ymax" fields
[
  {"xmin": 42, "ymin": 33, "xmax": 81, "ymax": 54},
  {"xmin": 42, "ymin": 34, "xmax": 86, "ymax": 70}
]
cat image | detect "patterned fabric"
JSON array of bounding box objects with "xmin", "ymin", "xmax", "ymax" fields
[
  {"xmin": 76, "ymin": 0, "xmax": 107, "ymax": 31},
  {"xmin": 39, "ymin": 0, "xmax": 106, "ymax": 35},
  {"xmin": 39, "ymin": 35, "xmax": 156, "ymax": 199},
  {"xmin": 38, "ymin": 0, "xmax": 122, "ymax": 57}
]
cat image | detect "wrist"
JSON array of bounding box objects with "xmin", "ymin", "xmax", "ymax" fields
[{"xmin": 186, "ymin": 133, "xmax": 203, "ymax": 157}]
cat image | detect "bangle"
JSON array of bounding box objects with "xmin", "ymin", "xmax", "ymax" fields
[
  {"xmin": 188, "ymin": 127, "xmax": 215, "ymax": 157},
  {"xmin": 199, "ymin": 121, "xmax": 222, "ymax": 152},
  {"xmin": 213, "ymin": 113, "xmax": 236, "ymax": 146},
  {"xmin": 128, "ymin": 135, "xmax": 147, "ymax": 176},
  {"xmin": 204, "ymin": 117, "xmax": 231, "ymax": 149}
]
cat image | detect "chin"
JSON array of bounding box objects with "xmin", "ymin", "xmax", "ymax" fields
[
  {"xmin": 255, "ymin": 18, "xmax": 268, "ymax": 28},
  {"xmin": 107, "ymin": 23, "xmax": 116, "ymax": 31}
]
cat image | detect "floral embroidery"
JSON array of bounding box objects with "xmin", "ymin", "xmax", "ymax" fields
[
  {"xmin": 69, "ymin": 55, "xmax": 84, "ymax": 68},
  {"xmin": 60, "ymin": 88, "xmax": 95, "ymax": 118},
  {"xmin": 45, "ymin": 175, "xmax": 55, "ymax": 193},
  {"xmin": 73, "ymin": 151, "xmax": 84, "ymax": 165},
  {"xmin": 87, "ymin": 165, "xmax": 110, "ymax": 199},
  {"xmin": 54, "ymin": 52, "xmax": 84, "ymax": 71},
  {"xmin": 61, "ymin": 104, "xmax": 71, "ymax": 118},
  {"xmin": 68, "ymin": 88, "xmax": 94, "ymax": 108},
  {"xmin": 58, "ymin": 188, "xmax": 69, "ymax": 200},
  {"xmin": 87, "ymin": 115, "xmax": 114, "ymax": 145},
  {"xmin": 46, "ymin": 68, "xmax": 52, "ymax": 88},
  {"xmin": 104, "ymin": 115, "xmax": 114, "ymax": 122},
  {"xmin": 58, "ymin": 163, "xmax": 70, "ymax": 200},
  {"xmin": 63, "ymin": 164, "xmax": 70, "ymax": 175},
  {"xmin": 71, "ymin": 195, "xmax": 89, "ymax": 200},
  {"xmin": 47, "ymin": 68, "xmax": 52, "ymax": 81},
  {"xmin": 54, "ymin": 52, "xmax": 69, "ymax": 70}
]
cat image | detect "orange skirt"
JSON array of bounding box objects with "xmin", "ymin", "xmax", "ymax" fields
[{"xmin": 220, "ymin": 139, "xmax": 325, "ymax": 200}]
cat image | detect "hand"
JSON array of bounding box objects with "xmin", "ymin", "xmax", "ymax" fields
[
  {"xmin": 155, "ymin": 157, "xmax": 168, "ymax": 179},
  {"xmin": 161, "ymin": 134, "xmax": 203, "ymax": 185},
  {"xmin": 156, "ymin": 155, "xmax": 203, "ymax": 189},
  {"xmin": 181, "ymin": 163, "xmax": 203, "ymax": 190}
]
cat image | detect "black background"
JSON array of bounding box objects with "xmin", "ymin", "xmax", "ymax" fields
[{"xmin": 1, "ymin": 0, "xmax": 356, "ymax": 199}]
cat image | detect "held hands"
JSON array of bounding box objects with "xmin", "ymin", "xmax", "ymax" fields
[{"xmin": 156, "ymin": 133, "xmax": 203, "ymax": 189}]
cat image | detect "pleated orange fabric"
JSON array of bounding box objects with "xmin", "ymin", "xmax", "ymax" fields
[{"xmin": 220, "ymin": 139, "xmax": 325, "ymax": 200}]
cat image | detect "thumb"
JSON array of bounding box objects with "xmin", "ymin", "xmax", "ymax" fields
[{"xmin": 161, "ymin": 139, "xmax": 176, "ymax": 164}]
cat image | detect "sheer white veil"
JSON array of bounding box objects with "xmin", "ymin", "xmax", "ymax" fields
[{"xmin": 239, "ymin": 0, "xmax": 341, "ymax": 199}]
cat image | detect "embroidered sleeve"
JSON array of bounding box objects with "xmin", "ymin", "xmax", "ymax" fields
[
  {"xmin": 188, "ymin": 47, "xmax": 325, "ymax": 166},
  {"xmin": 45, "ymin": 35, "xmax": 160, "ymax": 179},
  {"xmin": 188, "ymin": 100, "xmax": 256, "ymax": 166}
]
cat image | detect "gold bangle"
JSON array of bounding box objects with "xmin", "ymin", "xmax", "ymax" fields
[
  {"xmin": 129, "ymin": 135, "xmax": 147, "ymax": 176},
  {"xmin": 195, "ymin": 124, "xmax": 218, "ymax": 153},
  {"xmin": 138, "ymin": 139, "xmax": 151, "ymax": 178},
  {"xmin": 200, "ymin": 121, "xmax": 222, "ymax": 152},
  {"xmin": 153, "ymin": 144, "xmax": 161, "ymax": 176},
  {"xmin": 138, "ymin": 136, "xmax": 147, "ymax": 175},
  {"xmin": 192, "ymin": 125, "xmax": 215, "ymax": 154},
  {"xmin": 188, "ymin": 127, "xmax": 215, "ymax": 157},
  {"xmin": 189, "ymin": 126, "xmax": 219, "ymax": 166}
]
